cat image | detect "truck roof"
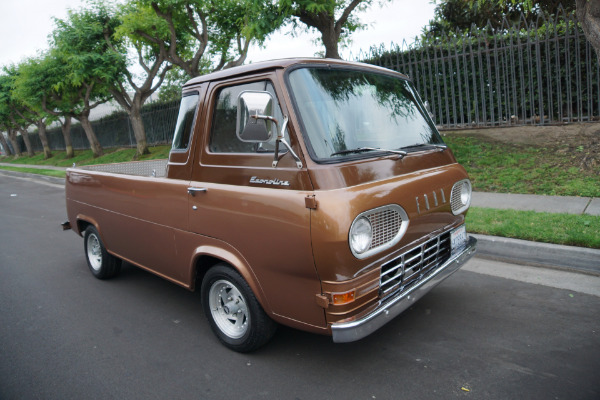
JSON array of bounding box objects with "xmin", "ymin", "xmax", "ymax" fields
[{"xmin": 182, "ymin": 58, "xmax": 408, "ymax": 88}]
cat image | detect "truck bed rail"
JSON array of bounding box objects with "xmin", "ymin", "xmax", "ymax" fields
[{"xmin": 78, "ymin": 159, "xmax": 168, "ymax": 177}]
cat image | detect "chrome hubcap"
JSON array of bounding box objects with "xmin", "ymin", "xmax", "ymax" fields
[
  {"xmin": 208, "ymin": 280, "xmax": 249, "ymax": 339},
  {"xmin": 87, "ymin": 233, "xmax": 102, "ymax": 271}
]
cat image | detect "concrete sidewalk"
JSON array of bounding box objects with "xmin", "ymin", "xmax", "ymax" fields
[{"xmin": 472, "ymin": 191, "xmax": 600, "ymax": 216}]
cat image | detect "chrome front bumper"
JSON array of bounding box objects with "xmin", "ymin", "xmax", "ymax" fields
[{"xmin": 331, "ymin": 236, "xmax": 477, "ymax": 343}]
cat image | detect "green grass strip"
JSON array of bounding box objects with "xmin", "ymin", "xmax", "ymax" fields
[
  {"xmin": 0, "ymin": 166, "xmax": 66, "ymax": 178},
  {"xmin": 444, "ymin": 136, "xmax": 600, "ymax": 197},
  {"xmin": 0, "ymin": 145, "xmax": 171, "ymax": 168},
  {"xmin": 467, "ymin": 207, "xmax": 600, "ymax": 249}
]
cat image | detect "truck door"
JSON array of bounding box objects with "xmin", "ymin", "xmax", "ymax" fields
[{"xmin": 187, "ymin": 76, "xmax": 326, "ymax": 329}]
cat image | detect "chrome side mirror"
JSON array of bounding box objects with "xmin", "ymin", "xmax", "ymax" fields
[{"xmin": 237, "ymin": 91, "xmax": 276, "ymax": 142}]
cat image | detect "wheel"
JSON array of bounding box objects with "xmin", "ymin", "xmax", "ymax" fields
[
  {"xmin": 201, "ymin": 264, "xmax": 276, "ymax": 352},
  {"xmin": 83, "ymin": 226, "xmax": 121, "ymax": 280}
]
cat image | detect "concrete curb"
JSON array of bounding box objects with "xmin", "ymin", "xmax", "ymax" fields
[{"xmin": 472, "ymin": 233, "xmax": 600, "ymax": 276}]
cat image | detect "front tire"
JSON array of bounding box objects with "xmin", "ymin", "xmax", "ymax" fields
[
  {"xmin": 83, "ymin": 226, "xmax": 121, "ymax": 280},
  {"xmin": 201, "ymin": 264, "xmax": 276, "ymax": 352}
]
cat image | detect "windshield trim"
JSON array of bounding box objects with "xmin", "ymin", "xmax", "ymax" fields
[{"xmin": 284, "ymin": 64, "xmax": 444, "ymax": 164}]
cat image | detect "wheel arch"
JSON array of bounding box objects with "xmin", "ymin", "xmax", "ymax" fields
[
  {"xmin": 75, "ymin": 215, "xmax": 100, "ymax": 237},
  {"xmin": 190, "ymin": 245, "xmax": 272, "ymax": 316}
]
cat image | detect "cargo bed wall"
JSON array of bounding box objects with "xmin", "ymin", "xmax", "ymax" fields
[{"xmin": 79, "ymin": 159, "xmax": 168, "ymax": 177}]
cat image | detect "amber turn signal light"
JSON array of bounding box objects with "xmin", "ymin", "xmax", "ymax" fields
[{"xmin": 332, "ymin": 290, "xmax": 356, "ymax": 305}]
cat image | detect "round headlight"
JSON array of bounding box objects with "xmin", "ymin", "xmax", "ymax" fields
[
  {"xmin": 460, "ymin": 181, "xmax": 471, "ymax": 206},
  {"xmin": 451, "ymin": 179, "xmax": 472, "ymax": 215},
  {"xmin": 349, "ymin": 217, "xmax": 373, "ymax": 255}
]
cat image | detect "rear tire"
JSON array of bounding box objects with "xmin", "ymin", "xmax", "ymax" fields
[
  {"xmin": 201, "ymin": 264, "xmax": 276, "ymax": 352},
  {"xmin": 83, "ymin": 226, "xmax": 121, "ymax": 280}
]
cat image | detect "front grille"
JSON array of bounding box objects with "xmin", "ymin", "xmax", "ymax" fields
[
  {"xmin": 380, "ymin": 231, "xmax": 452, "ymax": 299},
  {"xmin": 367, "ymin": 208, "xmax": 403, "ymax": 250},
  {"xmin": 352, "ymin": 205, "xmax": 409, "ymax": 259}
]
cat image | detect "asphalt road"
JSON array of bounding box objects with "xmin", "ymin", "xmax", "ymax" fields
[{"xmin": 1, "ymin": 173, "xmax": 599, "ymax": 400}]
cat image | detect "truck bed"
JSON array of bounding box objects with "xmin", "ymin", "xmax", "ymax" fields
[{"xmin": 78, "ymin": 159, "xmax": 168, "ymax": 178}]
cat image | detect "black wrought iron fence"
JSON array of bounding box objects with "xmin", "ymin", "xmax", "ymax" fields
[
  {"xmin": 16, "ymin": 97, "xmax": 180, "ymax": 153},
  {"xmin": 356, "ymin": 10, "xmax": 600, "ymax": 129}
]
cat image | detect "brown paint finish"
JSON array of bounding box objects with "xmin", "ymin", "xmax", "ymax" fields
[{"xmin": 65, "ymin": 58, "xmax": 476, "ymax": 341}]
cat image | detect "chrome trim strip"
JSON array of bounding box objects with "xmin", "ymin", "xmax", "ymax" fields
[{"xmin": 331, "ymin": 236, "xmax": 477, "ymax": 343}]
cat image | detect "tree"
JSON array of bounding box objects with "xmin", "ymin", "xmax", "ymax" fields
[
  {"xmin": 51, "ymin": 8, "xmax": 127, "ymax": 157},
  {"xmin": 0, "ymin": 69, "xmax": 36, "ymax": 157},
  {"xmin": 576, "ymin": 0, "xmax": 600, "ymax": 62},
  {"xmin": 14, "ymin": 54, "xmax": 79, "ymax": 158},
  {"xmin": 425, "ymin": 0, "xmax": 576, "ymax": 36},
  {"xmin": 11, "ymin": 58, "xmax": 62, "ymax": 159},
  {"xmin": 133, "ymin": 0, "xmax": 278, "ymax": 78},
  {"xmin": 279, "ymin": 0, "xmax": 376, "ymax": 59},
  {"xmin": 0, "ymin": 76, "xmax": 21, "ymax": 157},
  {"xmin": 0, "ymin": 131, "xmax": 12, "ymax": 156},
  {"xmin": 98, "ymin": 1, "xmax": 173, "ymax": 157}
]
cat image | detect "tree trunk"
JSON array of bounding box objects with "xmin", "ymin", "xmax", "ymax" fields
[
  {"xmin": 7, "ymin": 129, "xmax": 21, "ymax": 157},
  {"xmin": 297, "ymin": 12, "xmax": 342, "ymax": 59},
  {"xmin": 78, "ymin": 115, "xmax": 104, "ymax": 157},
  {"xmin": 37, "ymin": 120, "xmax": 52, "ymax": 159},
  {"xmin": 0, "ymin": 132, "xmax": 13, "ymax": 156},
  {"xmin": 322, "ymin": 29, "xmax": 342, "ymax": 59},
  {"xmin": 577, "ymin": 0, "xmax": 600, "ymax": 62},
  {"xmin": 20, "ymin": 129, "xmax": 35, "ymax": 157},
  {"xmin": 129, "ymin": 102, "xmax": 150, "ymax": 159},
  {"xmin": 61, "ymin": 116, "xmax": 74, "ymax": 159}
]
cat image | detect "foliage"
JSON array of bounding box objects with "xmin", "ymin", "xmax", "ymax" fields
[
  {"xmin": 0, "ymin": 67, "xmax": 37, "ymax": 141},
  {"xmin": 467, "ymin": 207, "xmax": 600, "ymax": 248},
  {"xmin": 0, "ymin": 74, "xmax": 15, "ymax": 131},
  {"xmin": 128, "ymin": 0, "xmax": 279, "ymax": 77},
  {"xmin": 425, "ymin": 0, "xmax": 576, "ymax": 36},
  {"xmin": 50, "ymin": 6, "xmax": 126, "ymax": 110},
  {"xmin": 157, "ymin": 67, "xmax": 187, "ymax": 102}
]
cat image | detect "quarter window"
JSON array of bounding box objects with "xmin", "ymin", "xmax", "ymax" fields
[{"xmin": 172, "ymin": 92, "xmax": 199, "ymax": 150}]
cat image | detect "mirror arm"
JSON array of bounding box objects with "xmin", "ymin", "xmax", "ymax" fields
[
  {"xmin": 251, "ymin": 114, "xmax": 278, "ymax": 124},
  {"xmin": 272, "ymin": 115, "xmax": 302, "ymax": 169}
]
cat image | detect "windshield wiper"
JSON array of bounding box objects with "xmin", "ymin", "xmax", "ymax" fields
[
  {"xmin": 400, "ymin": 143, "xmax": 447, "ymax": 151},
  {"xmin": 330, "ymin": 147, "xmax": 407, "ymax": 158}
]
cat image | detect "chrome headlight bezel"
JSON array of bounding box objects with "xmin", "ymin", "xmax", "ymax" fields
[
  {"xmin": 349, "ymin": 204, "xmax": 409, "ymax": 259},
  {"xmin": 349, "ymin": 217, "xmax": 373, "ymax": 255},
  {"xmin": 450, "ymin": 179, "xmax": 472, "ymax": 215}
]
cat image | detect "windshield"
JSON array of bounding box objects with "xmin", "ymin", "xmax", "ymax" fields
[{"xmin": 287, "ymin": 67, "xmax": 444, "ymax": 161}]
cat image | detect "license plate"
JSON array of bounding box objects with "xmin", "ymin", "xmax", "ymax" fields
[{"xmin": 451, "ymin": 225, "xmax": 468, "ymax": 252}]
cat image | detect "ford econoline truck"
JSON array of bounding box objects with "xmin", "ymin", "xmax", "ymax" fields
[{"xmin": 64, "ymin": 58, "xmax": 477, "ymax": 352}]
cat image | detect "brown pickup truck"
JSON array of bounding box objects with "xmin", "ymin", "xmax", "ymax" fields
[{"xmin": 64, "ymin": 58, "xmax": 477, "ymax": 352}]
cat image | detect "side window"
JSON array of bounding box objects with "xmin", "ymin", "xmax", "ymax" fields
[
  {"xmin": 209, "ymin": 81, "xmax": 289, "ymax": 153},
  {"xmin": 172, "ymin": 92, "xmax": 199, "ymax": 150}
]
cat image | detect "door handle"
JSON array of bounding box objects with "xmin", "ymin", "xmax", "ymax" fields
[{"xmin": 187, "ymin": 187, "xmax": 207, "ymax": 196}]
